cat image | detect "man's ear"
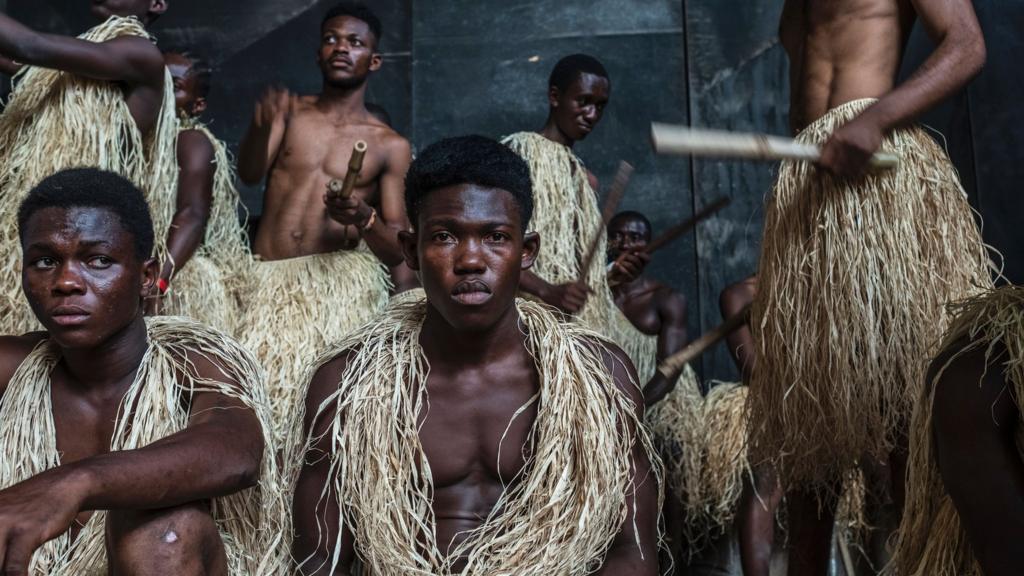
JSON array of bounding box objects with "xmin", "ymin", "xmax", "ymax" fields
[
  {"xmin": 547, "ymin": 86, "xmax": 560, "ymax": 109},
  {"xmin": 369, "ymin": 52, "xmax": 383, "ymax": 72},
  {"xmin": 521, "ymin": 231, "xmax": 540, "ymax": 270},
  {"xmin": 148, "ymin": 0, "xmax": 168, "ymax": 20},
  {"xmin": 192, "ymin": 97, "xmax": 207, "ymax": 117},
  {"xmin": 399, "ymin": 229, "xmax": 419, "ymax": 271},
  {"xmin": 140, "ymin": 257, "xmax": 159, "ymax": 299}
]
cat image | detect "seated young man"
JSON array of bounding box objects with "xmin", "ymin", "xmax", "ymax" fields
[
  {"xmin": 0, "ymin": 168, "xmax": 288, "ymax": 575},
  {"xmin": 292, "ymin": 135, "xmax": 660, "ymax": 575}
]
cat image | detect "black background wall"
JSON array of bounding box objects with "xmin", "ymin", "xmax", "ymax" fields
[{"xmin": 5, "ymin": 0, "xmax": 1021, "ymax": 383}]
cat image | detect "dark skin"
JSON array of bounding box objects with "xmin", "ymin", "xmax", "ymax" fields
[
  {"xmin": 147, "ymin": 52, "xmax": 215, "ymax": 315},
  {"xmin": 605, "ymin": 214, "xmax": 686, "ymax": 403},
  {"xmin": 0, "ymin": 206, "xmax": 263, "ymax": 575},
  {"xmin": 781, "ymin": 0, "xmax": 986, "ymax": 177},
  {"xmin": 293, "ymin": 184, "xmax": 658, "ymax": 575},
  {"xmin": 238, "ymin": 15, "xmax": 410, "ymax": 265},
  {"xmin": 519, "ymin": 71, "xmax": 645, "ymax": 314},
  {"xmin": 0, "ymin": 0, "xmax": 168, "ymax": 136},
  {"xmin": 931, "ymin": 338, "xmax": 1024, "ymax": 576}
]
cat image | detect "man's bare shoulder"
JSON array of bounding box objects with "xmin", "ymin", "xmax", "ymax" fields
[
  {"xmin": 0, "ymin": 333, "xmax": 49, "ymax": 396},
  {"xmin": 580, "ymin": 336, "xmax": 644, "ymax": 412},
  {"xmin": 303, "ymin": 348, "xmax": 361, "ymax": 433}
]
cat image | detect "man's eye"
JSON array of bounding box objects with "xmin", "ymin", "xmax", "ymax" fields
[
  {"xmin": 433, "ymin": 232, "xmax": 455, "ymax": 243},
  {"xmin": 324, "ymin": 36, "xmax": 336, "ymax": 44},
  {"xmin": 31, "ymin": 257, "xmax": 57, "ymax": 270},
  {"xmin": 88, "ymin": 256, "xmax": 113, "ymax": 269},
  {"xmin": 486, "ymin": 233, "xmax": 509, "ymax": 243}
]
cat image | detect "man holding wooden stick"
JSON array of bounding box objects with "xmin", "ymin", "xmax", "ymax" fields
[
  {"xmin": 742, "ymin": 1, "xmax": 994, "ymax": 575},
  {"xmin": 235, "ymin": 1, "xmax": 411, "ymax": 445}
]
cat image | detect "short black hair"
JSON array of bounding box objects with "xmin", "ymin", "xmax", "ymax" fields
[
  {"xmin": 609, "ymin": 210, "xmax": 652, "ymax": 239},
  {"xmin": 405, "ymin": 135, "xmax": 533, "ymax": 230},
  {"xmin": 549, "ymin": 53, "xmax": 609, "ymax": 92},
  {"xmin": 18, "ymin": 168, "xmax": 155, "ymax": 260},
  {"xmin": 322, "ymin": 2, "xmax": 382, "ymax": 46},
  {"xmin": 163, "ymin": 49, "xmax": 213, "ymax": 99}
]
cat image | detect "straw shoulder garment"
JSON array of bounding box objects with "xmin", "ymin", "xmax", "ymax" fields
[
  {"xmin": 888, "ymin": 285, "xmax": 1024, "ymax": 576},
  {"xmin": 295, "ymin": 295, "xmax": 661, "ymax": 575},
  {"xmin": 501, "ymin": 132, "xmax": 619, "ymax": 337},
  {"xmin": 0, "ymin": 316, "xmax": 290, "ymax": 575},
  {"xmin": 747, "ymin": 98, "xmax": 993, "ymax": 490}
]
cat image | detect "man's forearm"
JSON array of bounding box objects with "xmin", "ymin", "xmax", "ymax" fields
[
  {"xmin": 0, "ymin": 14, "xmax": 41, "ymax": 64},
  {"xmin": 70, "ymin": 419, "xmax": 261, "ymax": 513},
  {"xmin": 163, "ymin": 208, "xmax": 208, "ymax": 279},
  {"xmin": 867, "ymin": 27, "xmax": 985, "ymax": 133},
  {"xmin": 361, "ymin": 220, "xmax": 404, "ymax": 267},
  {"xmin": 519, "ymin": 270, "xmax": 552, "ymax": 301},
  {"xmin": 237, "ymin": 122, "xmax": 274, "ymax": 185}
]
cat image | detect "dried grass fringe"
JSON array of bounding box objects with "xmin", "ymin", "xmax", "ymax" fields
[
  {"xmin": 748, "ymin": 98, "xmax": 994, "ymax": 491},
  {"xmin": 239, "ymin": 248, "xmax": 390, "ymax": 448},
  {"xmin": 161, "ymin": 122, "xmax": 251, "ymax": 333},
  {"xmin": 887, "ymin": 285, "xmax": 1024, "ymax": 576},
  {"xmin": 0, "ymin": 16, "xmax": 178, "ymax": 335},
  {"xmin": 502, "ymin": 132, "xmax": 618, "ymax": 337},
  {"xmin": 295, "ymin": 296, "xmax": 662, "ymax": 575},
  {"xmin": 0, "ymin": 317, "xmax": 290, "ymax": 575}
]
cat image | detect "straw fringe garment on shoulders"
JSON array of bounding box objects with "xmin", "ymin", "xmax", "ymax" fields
[
  {"xmin": 295, "ymin": 296, "xmax": 661, "ymax": 575},
  {"xmin": 0, "ymin": 317, "xmax": 291, "ymax": 575},
  {"xmin": 888, "ymin": 285, "xmax": 1024, "ymax": 576},
  {"xmin": 747, "ymin": 98, "xmax": 993, "ymax": 491},
  {"xmin": 0, "ymin": 16, "xmax": 178, "ymax": 335}
]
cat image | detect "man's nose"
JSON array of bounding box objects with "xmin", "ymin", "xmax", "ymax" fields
[
  {"xmin": 454, "ymin": 238, "xmax": 486, "ymax": 273},
  {"xmin": 52, "ymin": 264, "xmax": 85, "ymax": 294}
]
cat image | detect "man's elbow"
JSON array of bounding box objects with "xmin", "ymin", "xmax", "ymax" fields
[{"xmin": 952, "ymin": 27, "xmax": 987, "ymax": 81}]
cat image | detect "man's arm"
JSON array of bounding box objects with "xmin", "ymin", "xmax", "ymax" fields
[
  {"xmin": 641, "ymin": 289, "xmax": 688, "ymax": 405},
  {"xmin": 0, "ymin": 335, "xmax": 45, "ymax": 401},
  {"xmin": 932, "ymin": 342, "xmax": 1024, "ymax": 576},
  {"xmin": 597, "ymin": 344, "xmax": 659, "ymax": 575},
  {"xmin": 820, "ymin": 0, "xmax": 986, "ymax": 176},
  {"xmin": 520, "ymin": 271, "xmax": 591, "ymax": 314},
  {"xmin": 293, "ymin": 356, "xmax": 356, "ymax": 576},
  {"xmin": 154, "ymin": 130, "xmax": 215, "ymax": 307},
  {"xmin": 0, "ymin": 14, "xmax": 163, "ymax": 87},
  {"xmin": 237, "ymin": 87, "xmax": 291, "ymax": 185},
  {"xmin": 720, "ymin": 277, "xmax": 756, "ymax": 384},
  {"xmin": 0, "ymin": 352, "xmax": 264, "ymax": 572}
]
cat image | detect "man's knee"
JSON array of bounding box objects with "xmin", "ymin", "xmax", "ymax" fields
[{"xmin": 106, "ymin": 502, "xmax": 227, "ymax": 576}]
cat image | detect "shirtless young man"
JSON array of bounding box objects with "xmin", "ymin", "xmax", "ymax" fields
[
  {"xmin": 605, "ymin": 211, "xmax": 686, "ymax": 403},
  {"xmin": 747, "ymin": 2, "xmax": 991, "ymax": 575},
  {"xmin": 235, "ymin": 2, "xmax": 412, "ymax": 441},
  {"xmin": 503, "ymin": 55, "xmax": 643, "ymax": 338},
  {"xmin": 292, "ymin": 135, "xmax": 658, "ymax": 575},
  {"xmin": 0, "ymin": 168, "xmax": 286, "ymax": 575},
  {"xmin": 0, "ymin": 1, "xmax": 176, "ymax": 335}
]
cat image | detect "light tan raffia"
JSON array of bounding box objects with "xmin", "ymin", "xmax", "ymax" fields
[
  {"xmin": 747, "ymin": 98, "xmax": 994, "ymax": 491},
  {"xmin": 0, "ymin": 317, "xmax": 290, "ymax": 575},
  {"xmin": 295, "ymin": 296, "xmax": 661, "ymax": 575},
  {"xmin": 699, "ymin": 383, "xmax": 750, "ymax": 531},
  {"xmin": 0, "ymin": 16, "xmax": 178, "ymax": 335},
  {"xmin": 161, "ymin": 121, "xmax": 252, "ymax": 333},
  {"xmin": 239, "ymin": 248, "xmax": 390, "ymax": 447},
  {"xmin": 888, "ymin": 285, "xmax": 1024, "ymax": 576},
  {"xmin": 502, "ymin": 132, "xmax": 618, "ymax": 337}
]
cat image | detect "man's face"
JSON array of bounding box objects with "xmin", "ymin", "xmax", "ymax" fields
[
  {"xmin": 549, "ymin": 72, "xmax": 610, "ymax": 142},
  {"xmin": 21, "ymin": 207, "xmax": 156, "ymax": 350},
  {"xmin": 165, "ymin": 53, "xmax": 204, "ymax": 117},
  {"xmin": 317, "ymin": 15, "xmax": 381, "ymax": 89},
  {"xmin": 90, "ymin": 0, "xmax": 164, "ymax": 21},
  {"xmin": 607, "ymin": 216, "xmax": 651, "ymax": 261},
  {"xmin": 401, "ymin": 184, "xmax": 539, "ymax": 333}
]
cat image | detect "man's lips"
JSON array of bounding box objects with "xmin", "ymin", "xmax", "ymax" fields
[
  {"xmin": 329, "ymin": 57, "xmax": 354, "ymax": 68},
  {"xmin": 451, "ymin": 280, "xmax": 492, "ymax": 305},
  {"xmin": 50, "ymin": 305, "xmax": 90, "ymax": 327}
]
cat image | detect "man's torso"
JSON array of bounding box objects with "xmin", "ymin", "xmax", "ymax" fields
[
  {"xmin": 616, "ymin": 278, "xmax": 668, "ymax": 336},
  {"xmin": 781, "ymin": 0, "xmax": 915, "ymax": 131},
  {"xmin": 254, "ymin": 97, "xmax": 400, "ymax": 260}
]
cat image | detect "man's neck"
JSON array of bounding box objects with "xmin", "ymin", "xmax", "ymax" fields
[
  {"xmin": 539, "ymin": 116, "xmax": 575, "ymax": 148},
  {"xmin": 318, "ymin": 82, "xmax": 369, "ymax": 118},
  {"xmin": 419, "ymin": 304, "xmax": 524, "ymax": 367},
  {"xmin": 59, "ymin": 314, "xmax": 148, "ymax": 394}
]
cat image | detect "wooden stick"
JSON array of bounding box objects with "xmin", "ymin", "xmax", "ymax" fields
[
  {"xmin": 643, "ymin": 196, "xmax": 730, "ymax": 255},
  {"xmin": 657, "ymin": 302, "xmax": 751, "ymax": 378},
  {"xmin": 578, "ymin": 161, "xmax": 633, "ymax": 284},
  {"xmin": 327, "ymin": 140, "xmax": 368, "ymax": 198},
  {"xmin": 651, "ymin": 123, "xmax": 899, "ymax": 170}
]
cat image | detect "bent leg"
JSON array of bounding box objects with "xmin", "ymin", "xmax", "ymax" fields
[
  {"xmin": 738, "ymin": 467, "xmax": 783, "ymax": 576},
  {"xmin": 786, "ymin": 489, "xmax": 837, "ymax": 576},
  {"xmin": 105, "ymin": 501, "xmax": 228, "ymax": 576}
]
